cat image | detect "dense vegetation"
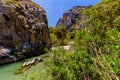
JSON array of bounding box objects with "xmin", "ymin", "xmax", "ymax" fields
[
  {"xmin": 49, "ymin": 26, "xmax": 68, "ymax": 46},
  {"xmin": 23, "ymin": 0, "xmax": 120, "ymax": 80},
  {"xmin": 49, "ymin": 26, "xmax": 76, "ymax": 47},
  {"xmin": 50, "ymin": 0, "xmax": 120, "ymax": 79}
]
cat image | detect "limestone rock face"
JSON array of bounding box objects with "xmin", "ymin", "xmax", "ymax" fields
[
  {"xmin": 0, "ymin": 0, "xmax": 50, "ymax": 64},
  {"xmin": 56, "ymin": 6, "xmax": 92, "ymax": 30}
]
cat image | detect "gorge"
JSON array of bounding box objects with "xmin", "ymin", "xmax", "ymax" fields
[{"xmin": 0, "ymin": 0, "xmax": 120, "ymax": 80}]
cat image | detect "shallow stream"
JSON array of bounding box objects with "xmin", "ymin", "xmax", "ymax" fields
[{"xmin": 0, "ymin": 56, "xmax": 43, "ymax": 80}]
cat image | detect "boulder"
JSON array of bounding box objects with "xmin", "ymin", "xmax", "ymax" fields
[{"xmin": 0, "ymin": 0, "xmax": 50, "ymax": 64}]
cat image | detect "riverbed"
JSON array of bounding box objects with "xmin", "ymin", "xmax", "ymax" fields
[{"xmin": 0, "ymin": 56, "xmax": 44, "ymax": 80}]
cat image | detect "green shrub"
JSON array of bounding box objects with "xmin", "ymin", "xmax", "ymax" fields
[
  {"xmin": 49, "ymin": 0, "xmax": 120, "ymax": 80},
  {"xmin": 49, "ymin": 26, "xmax": 69, "ymax": 46},
  {"xmin": 22, "ymin": 0, "xmax": 120, "ymax": 80}
]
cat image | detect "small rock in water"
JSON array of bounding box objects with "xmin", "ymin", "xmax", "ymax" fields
[
  {"xmin": 38, "ymin": 58, "xmax": 43, "ymax": 62},
  {"xmin": 22, "ymin": 58, "xmax": 43, "ymax": 67},
  {"xmin": 26, "ymin": 61, "xmax": 30, "ymax": 66},
  {"xmin": 23, "ymin": 62, "xmax": 27, "ymax": 67}
]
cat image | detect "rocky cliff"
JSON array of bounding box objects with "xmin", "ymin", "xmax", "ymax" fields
[
  {"xmin": 56, "ymin": 6, "xmax": 92, "ymax": 30},
  {"xmin": 0, "ymin": 0, "xmax": 50, "ymax": 64}
]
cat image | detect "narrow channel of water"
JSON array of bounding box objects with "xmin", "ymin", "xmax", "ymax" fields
[{"xmin": 0, "ymin": 56, "xmax": 41, "ymax": 80}]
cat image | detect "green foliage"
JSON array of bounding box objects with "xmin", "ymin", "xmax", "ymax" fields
[
  {"xmin": 22, "ymin": 0, "xmax": 120, "ymax": 80},
  {"xmin": 49, "ymin": 26, "xmax": 69, "ymax": 46},
  {"xmin": 50, "ymin": 29, "xmax": 120, "ymax": 79},
  {"xmin": 43, "ymin": 48, "xmax": 50, "ymax": 53},
  {"xmin": 67, "ymin": 31, "xmax": 76, "ymax": 40},
  {"xmin": 49, "ymin": 0, "xmax": 120, "ymax": 80},
  {"xmin": 50, "ymin": 33, "xmax": 59, "ymax": 46},
  {"xmin": 50, "ymin": 48, "xmax": 119, "ymax": 80},
  {"xmin": 54, "ymin": 26, "xmax": 67, "ymax": 40},
  {"xmin": 74, "ymin": 28, "xmax": 120, "ymax": 79},
  {"xmin": 21, "ymin": 55, "xmax": 53, "ymax": 80},
  {"xmin": 50, "ymin": 48, "xmax": 76, "ymax": 80},
  {"xmin": 84, "ymin": 0, "xmax": 120, "ymax": 28},
  {"xmin": 22, "ymin": 65, "xmax": 53, "ymax": 80}
]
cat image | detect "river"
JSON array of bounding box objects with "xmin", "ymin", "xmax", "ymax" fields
[{"xmin": 0, "ymin": 56, "xmax": 44, "ymax": 80}]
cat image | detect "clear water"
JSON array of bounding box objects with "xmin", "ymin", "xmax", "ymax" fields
[{"xmin": 0, "ymin": 57, "xmax": 41, "ymax": 80}]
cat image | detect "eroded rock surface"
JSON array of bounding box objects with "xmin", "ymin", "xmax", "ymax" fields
[
  {"xmin": 56, "ymin": 6, "xmax": 92, "ymax": 30},
  {"xmin": 0, "ymin": 0, "xmax": 50, "ymax": 64}
]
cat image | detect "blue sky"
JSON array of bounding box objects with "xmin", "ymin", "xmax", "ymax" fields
[{"xmin": 33, "ymin": 0, "xmax": 101, "ymax": 27}]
